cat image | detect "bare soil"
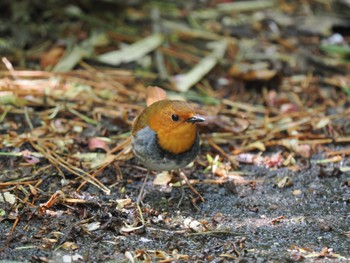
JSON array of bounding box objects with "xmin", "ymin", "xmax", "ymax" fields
[{"xmin": 1, "ymin": 153, "xmax": 349, "ymax": 262}]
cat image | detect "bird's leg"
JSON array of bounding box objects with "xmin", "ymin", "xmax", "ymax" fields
[
  {"xmin": 177, "ymin": 170, "xmax": 185, "ymax": 208},
  {"xmin": 136, "ymin": 170, "xmax": 151, "ymax": 227},
  {"xmin": 137, "ymin": 170, "xmax": 150, "ymax": 204},
  {"xmin": 179, "ymin": 171, "xmax": 205, "ymax": 203}
]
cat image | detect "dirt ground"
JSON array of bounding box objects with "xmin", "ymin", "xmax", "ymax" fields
[{"xmin": 1, "ymin": 152, "xmax": 349, "ymax": 262}]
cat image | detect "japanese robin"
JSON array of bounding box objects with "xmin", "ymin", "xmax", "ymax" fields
[{"xmin": 132, "ymin": 98, "xmax": 205, "ymax": 203}]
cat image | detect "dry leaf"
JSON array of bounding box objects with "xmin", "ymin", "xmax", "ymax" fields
[
  {"xmin": 88, "ymin": 137, "xmax": 111, "ymax": 152},
  {"xmin": 271, "ymin": 215, "xmax": 286, "ymax": 224},
  {"xmin": 61, "ymin": 241, "xmax": 79, "ymax": 250},
  {"xmin": 292, "ymin": 189, "xmax": 302, "ymax": 196},
  {"xmin": 146, "ymin": 86, "xmax": 167, "ymax": 106},
  {"xmin": 276, "ymin": 176, "xmax": 293, "ymax": 188},
  {"xmin": 40, "ymin": 46, "xmax": 65, "ymax": 69},
  {"xmin": 153, "ymin": 171, "xmax": 172, "ymax": 186},
  {"xmin": 0, "ymin": 192, "xmax": 16, "ymax": 205}
]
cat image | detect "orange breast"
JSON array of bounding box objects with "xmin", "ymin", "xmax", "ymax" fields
[{"xmin": 156, "ymin": 123, "xmax": 197, "ymax": 154}]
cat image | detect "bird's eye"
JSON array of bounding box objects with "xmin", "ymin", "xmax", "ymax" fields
[{"xmin": 171, "ymin": 114, "xmax": 179, "ymax": 121}]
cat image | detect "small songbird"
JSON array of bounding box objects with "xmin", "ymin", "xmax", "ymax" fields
[{"xmin": 132, "ymin": 95, "xmax": 205, "ymax": 203}]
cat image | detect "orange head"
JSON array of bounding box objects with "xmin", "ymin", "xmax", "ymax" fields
[{"xmin": 132, "ymin": 100, "xmax": 204, "ymax": 154}]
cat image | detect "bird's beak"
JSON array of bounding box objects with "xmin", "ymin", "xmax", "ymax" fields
[{"xmin": 186, "ymin": 115, "xmax": 205, "ymax": 123}]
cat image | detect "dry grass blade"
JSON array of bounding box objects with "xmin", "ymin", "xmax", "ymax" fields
[
  {"xmin": 28, "ymin": 139, "xmax": 110, "ymax": 194},
  {"xmin": 98, "ymin": 34, "xmax": 164, "ymax": 65},
  {"xmin": 172, "ymin": 40, "xmax": 227, "ymax": 92},
  {"xmin": 217, "ymin": 0, "xmax": 276, "ymax": 12}
]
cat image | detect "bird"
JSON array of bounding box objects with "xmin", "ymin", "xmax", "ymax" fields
[{"xmin": 131, "ymin": 89, "xmax": 205, "ymax": 204}]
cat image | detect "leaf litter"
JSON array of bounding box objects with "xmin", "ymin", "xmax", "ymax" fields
[{"xmin": 0, "ymin": 0, "xmax": 350, "ymax": 261}]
